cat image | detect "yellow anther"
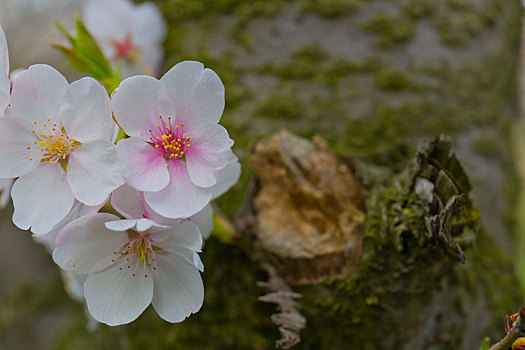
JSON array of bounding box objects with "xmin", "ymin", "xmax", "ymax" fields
[
  {"xmin": 49, "ymin": 160, "xmax": 53, "ymax": 164},
  {"xmin": 43, "ymin": 123, "xmax": 47, "ymax": 127},
  {"xmin": 181, "ymin": 123, "xmax": 184, "ymax": 126},
  {"xmin": 33, "ymin": 121, "xmax": 37, "ymax": 124},
  {"xmin": 47, "ymin": 118, "xmax": 51, "ymax": 122},
  {"xmin": 29, "ymin": 157, "xmax": 32, "ymax": 160}
]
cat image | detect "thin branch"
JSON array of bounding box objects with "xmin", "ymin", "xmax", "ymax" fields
[{"xmin": 490, "ymin": 308, "xmax": 525, "ymax": 350}]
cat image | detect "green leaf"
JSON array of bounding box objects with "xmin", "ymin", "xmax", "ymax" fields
[{"xmin": 52, "ymin": 15, "xmax": 120, "ymax": 93}]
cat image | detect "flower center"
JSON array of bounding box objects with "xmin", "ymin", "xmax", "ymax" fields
[
  {"xmin": 114, "ymin": 34, "xmax": 136, "ymax": 60},
  {"xmin": 28, "ymin": 118, "xmax": 79, "ymax": 166},
  {"xmin": 149, "ymin": 115, "xmax": 192, "ymax": 161},
  {"xmin": 112, "ymin": 234, "xmax": 158, "ymax": 278}
]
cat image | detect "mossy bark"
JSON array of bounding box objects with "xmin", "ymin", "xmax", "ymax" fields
[{"xmin": 0, "ymin": 1, "xmax": 522, "ymax": 349}]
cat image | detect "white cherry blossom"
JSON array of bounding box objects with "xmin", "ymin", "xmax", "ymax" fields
[
  {"xmin": 82, "ymin": 0, "xmax": 167, "ymax": 78},
  {"xmin": 0, "ymin": 64, "xmax": 126, "ymax": 234},
  {"xmin": 53, "ymin": 213, "xmax": 204, "ymax": 326}
]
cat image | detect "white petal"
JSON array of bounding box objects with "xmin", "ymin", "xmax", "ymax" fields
[
  {"xmin": 116, "ymin": 137, "xmax": 169, "ymax": 192},
  {"xmin": 67, "ymin": 139, "xmax": 126, "ymax": 206},
  {"xmin": 187, "ymin": 204, "xmax": 213, "ymax": 240},
  {"xmin": 132, "ymin": 2, "xmax": 166, "ymax": 48},
  {"xmin": 12, "ymin": 163, "xmax": 74, "ymax": 234},
  {"xmin": 0, "ymin": 24, "xmax": 9, "ymax": 75},
  {"xmin": 85, "ymin": 258, "xmax": 153, "ymax": 326},
  {"xmin": 111, "ymin": 184, "xmax": 145, "ymax": 219},
  {"xmin": 193, "ymin": 253, "xmax": 204, "ymax": 272},
  {"xmin": 59, "ymin": 77, "xmax": 113, "ymax": 143},
  {"xmin": 104, "ymin": 218, "xmax": 170, "ymax": 233},
  {"xmin": 157, "ymin": 221, "xmax": 203, "ymax": 252},
  {"xmin": 7, "ymin": 64, "xmax": 68, "ymax": 124},
  {"xmin": 151, "ymin": 250, "xmax": 203, "ymax": 323},
  {"xmin": 53, "ymin": 213, "xmax": 125, "ymax": 274},
  {"xmin": 185, "ymin": 124, "xmax": 234, "ymax": 187},
  {"xmin": 111, "ymin": 75, "xmax": 165, "ymax": 140},
  {"xmin": 33, "ymin": 200, "xmax": 102, "ymax": 253},
  {"xmin": 0, "ymin": 116, "xmax": 41, "ymax": 178},
  {"xmin": 160, "ymin": 61, "xmax": 225, "ymax": 129},
  {"xmin": 104, "ymin": 219, "xmax": 137, "ymax": 232},
  {"xmin": 212, "ymin": 155, "xmax": 241, "ymax": 200},
  {"xmin": 144, "ymin": 160, "xmax": 212, "ymax": 219}
]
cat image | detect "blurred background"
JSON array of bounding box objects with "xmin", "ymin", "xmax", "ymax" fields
[{"xmin": 0, "ymin": 0, "xmax": 523, "ymax": 349}]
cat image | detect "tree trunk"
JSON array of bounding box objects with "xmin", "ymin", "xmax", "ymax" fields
[{"xmin": 1, "ymin": 1, "xmax": 522, "ymax": 349}]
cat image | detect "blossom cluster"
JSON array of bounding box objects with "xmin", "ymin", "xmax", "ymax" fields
[{"xmin": 0, "ymin": 0, "xmax": 240, "ymax": 327}]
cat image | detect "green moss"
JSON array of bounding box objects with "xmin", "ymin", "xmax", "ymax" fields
[
  {"xmin": 402, "ymin": 0, "xmax": 435, "ymax": 19},
  {"xmin": 301, "ymin": 0, "xmax": 363, "ymax": 18},
  {"xmin": 254, "ymin": 92, "xmax": 307, "ymax": 121},
  {"xmin": 446, "ymin": 0, "xmax": 473, "ymax": 11},
  {"xmin": 433, "ymin": 0, "xmax": 503, "ymax": 46},
  {"xmin": 257, "ymin": 44, "xmax": 327, "ymax": 80},
  {"xmin": 373, "ymin": 67, "xmax": 415, "ymax": 91},
  {"xmin": 362, "ymin": 13, "xmax": 415, "ymax": 47}
]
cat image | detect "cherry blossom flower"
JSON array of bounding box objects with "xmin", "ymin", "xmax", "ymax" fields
[
  {"xmin": 112, "ymin": 61, "xmax": 240, "ymax": 219},
  {"xmin": 0, "ymin": 64, "xmax": 126, "ymax": 234},
  {"xmin": 52, "ymin": 213, "xmax": 204, "ymax": 326},
  {"xmin": 82, "ymin": 0, "xmax": 167, "ymax": 78}
]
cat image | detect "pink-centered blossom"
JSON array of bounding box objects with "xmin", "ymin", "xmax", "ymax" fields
[
  {"xmin": 112, "ymin": 61, "xmax": 240, "ymax": 219},
  {"xmin": 0, "ymin": 64, "xmax": 127, "ymax": 234},
  {"xmin": 52, "ymin": 207, "xmax": 204, "ymax": 325},
  {"xmin": 82, "ymin": 0, "xmax": 166, "ymax": 78}
]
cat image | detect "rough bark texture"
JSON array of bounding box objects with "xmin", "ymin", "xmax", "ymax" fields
[{"xmin": 0, "ymin": 0, "xmax": 523, "ymax": 349}]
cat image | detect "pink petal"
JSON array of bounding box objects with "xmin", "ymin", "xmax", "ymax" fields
[
  {"xmin": 116, "ymin": 137, "xmax": 169, "ymax": 192},
  {"xmin": 144, "ymin": 160, "xmax": 212, "ymax": 219},
  {"xmin": 185, "ymin": 123, "xmax": 234, "ymax": 187},
  {"xmin": 160, "ymin": 61, "xmax": 225, "ymax": 129},
  {"xmin": 111, "ymin": 75, "xmax": 167, "ymax": 140}
]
